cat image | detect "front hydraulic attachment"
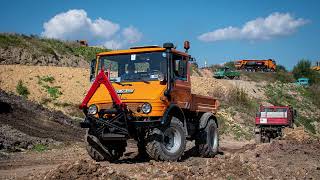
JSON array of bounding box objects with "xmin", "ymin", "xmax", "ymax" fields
[{"xmin": 79, "ymin": 69, "xmax": 130, "ymax": 140}]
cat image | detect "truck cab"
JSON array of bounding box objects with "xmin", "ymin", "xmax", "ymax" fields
[{"xmin": 255, "ymin": 105, "xmax": 296, "ymax": 143}]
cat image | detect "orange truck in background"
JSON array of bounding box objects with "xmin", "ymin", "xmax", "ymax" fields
[
  {"xmin": 235, "ymin": 59, "xmax": 276, "ymax": 72},
  {"xmin": 311, "ymin": 61, "xmax": 320, "ymax": 71}
]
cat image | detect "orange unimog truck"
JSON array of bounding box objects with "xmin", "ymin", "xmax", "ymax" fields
[
  {"xmin": 235, "ymin": 59, "xmax": 276, "ymax": 72},
  {"xmin": 79, "ymin": 42, "xmax": 219, "ymax": 162}
]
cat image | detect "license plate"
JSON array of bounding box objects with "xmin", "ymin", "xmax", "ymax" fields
[{"xmin": 260, "ymin": 118, "xmax": 267, "ymax": 124}]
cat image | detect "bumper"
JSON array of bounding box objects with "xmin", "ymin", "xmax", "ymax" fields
[{"xmin": 80, "ymin": 115, "xmax": 129, "ymax": 140}]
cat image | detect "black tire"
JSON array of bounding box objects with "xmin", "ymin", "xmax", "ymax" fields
[
  {"xmin": 85, "ymin": 130, "xmax": 127, "ymax": 162},
  {"xmin": 255, "ymin": 133, "xmax": 261, "ymax": 144},
  {"xmin": 146, "ymin": 117, "xmax": 186, "ymax": 161},
  {"xmin": 196, "ymin": 119, "xmax": 219, "ymax": 157},
  {"xmin": 136, "ymin": 136, "xmax": 150, "ymax": 160}
]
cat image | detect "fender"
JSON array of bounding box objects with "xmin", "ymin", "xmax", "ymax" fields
[
  {"xmin": 161, "ymin": 104, "xmax": 186, "ymax": 127},
  {"xmin": 199, "ymin": 112, "xmax": 218, "ymax": 129}
]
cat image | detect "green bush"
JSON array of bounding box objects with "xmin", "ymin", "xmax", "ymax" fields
[
  {"xmin": 292, "ymin": 59, "xmax": 319, "ymax": 84},
  {"xmin": 295, "ymin": 115, "xmax": 316, "ymax": 134},
  {"xmin": 306, "ymin": 84, "xmax": 320, "ymax": 108},
  {"xmin": 276, "ymin": 64, "xmax": 287, "ymax": 72},
  {"xmin": 224, "ymin": 61, "xmax": 236, "ymax": 70},
  {"xmin": 226, "ymin": 86, "xmax": 258, "ymax": 114},
  {"xmin": 40, "ymin": 75, "xmax": 55, "ymax": 83},
  {"xmin": 0, "ymin": 33, "xmax": 109, "ymax": 62},
  {"xmin": 32, "ymin": 144, "xmax": 48, "ymax": 152},
  {"xmin": 16, "ymin": 80, "xmax": 30, "ymax": 98},
  {"xmin": 43, "ymin": 85, "xmax": 62, "ymax": 100},
  {"xmin": 274, "ymin": 71, "xmax": 294, "ymax": 83}
]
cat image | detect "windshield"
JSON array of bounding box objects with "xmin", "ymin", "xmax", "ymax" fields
[
  {"xmin": 98, "ymin": 52, "xmax": 167, "ymax": 82},
  {"xmin": 262, "ymin": 108, "xmax": 287, "ymax": 112}
]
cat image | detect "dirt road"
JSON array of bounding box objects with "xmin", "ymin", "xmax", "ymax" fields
[{"xmin": 1, "ymin": 137, "xmax": 319, "ymax": 180}]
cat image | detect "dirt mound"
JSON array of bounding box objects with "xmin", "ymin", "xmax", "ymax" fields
[
  {"xmin": 250, "ymin": 139, "xmax": 320, "ymax": 179},
  {"xmin": 0, "ymin": 89, "xmax": 84, "ymax": 152},
  {"xmin": 0, "ymin": 124, "xmax": 60, "ymax": 152},
  {"xmin": 33, "ymin": 159, "xmax": 130, "ymax": 180},
  {"xmin": 283, "ymin": 127, "xmax": 311, "ymax": 141},
  {"xmin": 0, "ymin": 47, "xmax": 89, "ymax": 68}
]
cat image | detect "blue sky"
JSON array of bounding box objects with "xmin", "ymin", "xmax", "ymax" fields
[{"xmin": 0, "ymin": 0, "xmax": 319, "ymax": 69}]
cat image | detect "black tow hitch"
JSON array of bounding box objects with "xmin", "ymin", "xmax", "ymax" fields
[
  {"xmin": 80, "ymin": 118, "xmax": 91, "ymax": 128},
  {"xmin": 80, "ymin": 112, "xmax": 130, "ymax": 141}
]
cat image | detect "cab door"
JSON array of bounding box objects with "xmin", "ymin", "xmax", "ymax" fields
[{"xmin": 171, "ymin": 54, "xmax": 191, "ymax": 109}]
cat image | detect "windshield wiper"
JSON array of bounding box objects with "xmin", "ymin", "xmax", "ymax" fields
[
  {"xmin": 111, "ymin": 80, "xmax": 132, "ymax": 86},
  {"xmin": 137, "ymin": 77, "xmax": 150, "ymax": 84}
]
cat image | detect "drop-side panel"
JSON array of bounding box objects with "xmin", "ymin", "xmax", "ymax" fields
[{"xmin": 190, "ymin": 94, "xmax": 218, "ymax": 113}]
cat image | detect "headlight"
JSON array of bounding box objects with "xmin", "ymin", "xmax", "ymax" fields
[
  {"xmin": 141, "ymin": 103, "xmax": 152, "ymax": 114},
  {"xmin": 158, "ymin": 73, "xmax": 165, "ymax": 82},
  {"xmin": 88, "ymin": 104, "xmax": 98, "ymax": 115}
]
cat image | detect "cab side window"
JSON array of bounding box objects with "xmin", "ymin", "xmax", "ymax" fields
[{"xmin": 173, "ymin": 54, "xmax": 187, "ymax": 81}]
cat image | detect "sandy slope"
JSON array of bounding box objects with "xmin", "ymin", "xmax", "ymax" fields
[{"xmin": 0, "ymin": 65, "xmax": 265, "ymax": 105}]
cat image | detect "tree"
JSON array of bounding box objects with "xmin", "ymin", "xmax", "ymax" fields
[
  {"xmin": 224, "ymin": 61, "xmax": 236, "ymax": 70},
  {"xmin": 276, "ymin": 64, "xmax": 287, "ymax": 72},
  {"xmin": 292, "ymin": 59, "xmax": 319, "ymax": 84}
]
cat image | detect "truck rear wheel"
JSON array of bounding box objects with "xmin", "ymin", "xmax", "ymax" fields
[
  {"xmin": 196, "ymin": 119, "xmax": 219, "ymax": 157},
  {"xmin": 146, "ymin": 117, "xmax": 186, "ymax": 161},
  {"xmin": 85, "ymin": 130, "xmax": 126, "ymax": 162}
]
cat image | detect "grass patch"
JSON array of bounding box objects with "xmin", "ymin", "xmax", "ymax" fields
[
  {"xmin": 40, "ymin": 98, "xmax": 52, "ymax": 105},
  {"xmin": 43, "ymin": 85, "xmax": 62, "ymax": 100},
  {"xmin": 39, "ymin": 75, "xmax": 55, "ymax": 83},
  {"xmin": 37, "ymin": 75, "xmax": 62, "ymax": 100},
  {"xmin": 53, "ymin": 101, "xmax": 72, "ymax": 107},
  {"xmin": 231, "ymin": 124, "xmax": 253, "ymax": 140},
  {"xmin": 305, "ymin": 84, "xmax": 320, "ymax": 108},
  {"xmin": 16, "ymin": 80, "xmax": 29, "ymax": 98},
  {"xmin": 227, "ymin": 86, "xmax": 258, "ymax": 113},
  {"xmin": 295, "ymin": 115, "xmax": 316, "ymax": 134},
  {"xmin": 0, "ymin": 33, "xmax": 109, "ymax": 62},
  {"xmin": 216, "ymin": 114, "xmax": 229, "ymax": 135},
  {"xmin": 32, "ymin": 144, "xmax": 48, "ymax": 152}
]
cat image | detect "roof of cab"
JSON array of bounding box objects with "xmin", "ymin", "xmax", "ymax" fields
[
  {"xmin": 97, "ymin": 47, "xmax": 189, "ymax": 57},
  {"xmin": 97, "ymin": 47, "xmax": 165, "ymax": 56}
]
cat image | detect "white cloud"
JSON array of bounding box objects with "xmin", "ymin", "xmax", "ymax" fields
[
  {"xmin": 103, "ymin": 40, "xmax": 123, "ymax": 50},
  {"xmin": 42, "ymin": 9, "xmax": 142, "ymax": 49},
  {"xmin": 102, "ymin": 26, "xmax": 143, "ymax": 49},
  {"xmin": 198, "ymin": 12, "xmax": 309, "ymax": 42},
  {"xmin": 122, "ymin": 26, "xmax": 143, "ymax": 43}
]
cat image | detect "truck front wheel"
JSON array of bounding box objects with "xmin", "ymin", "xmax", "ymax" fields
[
  {"xmin": 146, "ymin": 117, "xmax": 186, "ymax": 161},
  {"xmin": 85, "ymin": 130, "xmax": 126, "ymax": 162},
  {"xmin": 196, "ymin": 119, "xmax": 219, "ymax": 157}
]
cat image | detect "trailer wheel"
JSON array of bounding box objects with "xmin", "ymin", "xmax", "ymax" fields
[
  {"xmin": 146, "ymin": 117, "xmax": 186, "ymax": 161},
  {"xmin": 85, "ymin": 130, "xmax": 126, "ymax": 162},
  {"xmin": 196, "ymin": 119, "xmax": 219, "ymax": 157}
]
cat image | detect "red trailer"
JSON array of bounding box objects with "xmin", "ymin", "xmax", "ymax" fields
[{"xmin": 255, "ymin": 105, "xmax": 296, "ymax": 143}]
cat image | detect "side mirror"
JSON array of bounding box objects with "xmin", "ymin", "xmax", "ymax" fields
[
  {"xmin": 256, "ymin": 112, "xmax": 260, "ymax": 117},
  {"xmin": 90, "ymin": 59, "xmax": 96, "ymax": 82},
  {"xmin": 294, "ymin": 110, "xmax": 297, "ymax": 117}
]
